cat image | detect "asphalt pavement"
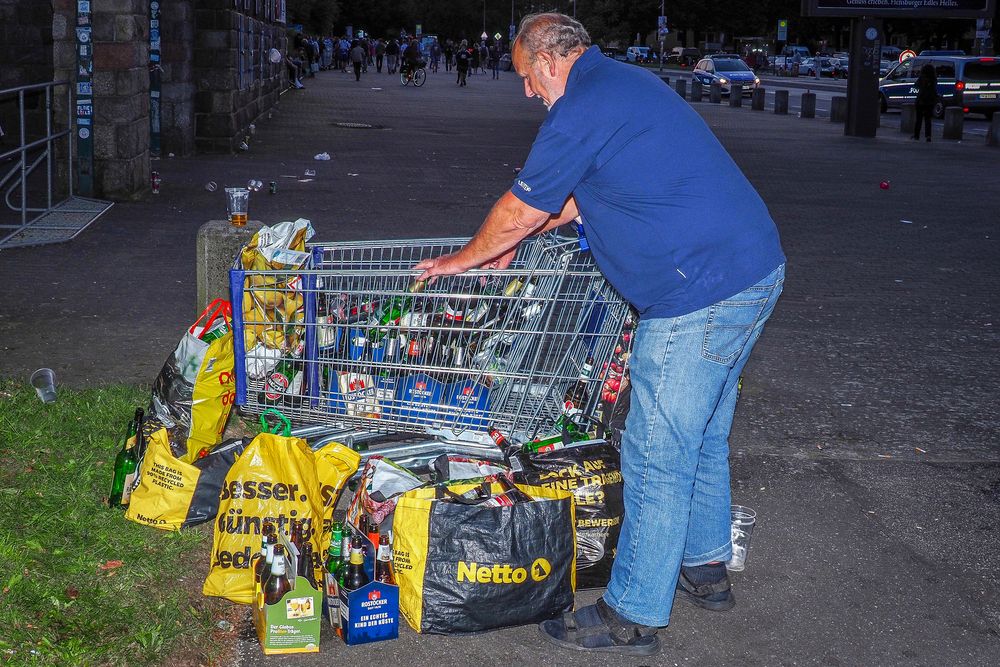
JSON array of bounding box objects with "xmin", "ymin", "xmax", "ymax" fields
[{"xmin": 2, "ymin": 63, "xmax": 999, "ymax": 667}]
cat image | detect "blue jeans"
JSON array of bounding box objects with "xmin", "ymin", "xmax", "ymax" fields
[{"xmin": 604, "ymin": 264, "xmax": 785, "ymax": 627}]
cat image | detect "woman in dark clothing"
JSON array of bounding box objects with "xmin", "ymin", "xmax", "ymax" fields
[{"xmin": 913, "ymin": 63, "xmax": 938, "ymax": 142}]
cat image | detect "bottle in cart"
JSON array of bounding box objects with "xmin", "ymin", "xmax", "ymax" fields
[
  {"xmin": 343, "ymin": 535, "xmax": 371, "ymax": 593},
  {"xmin": 375, "ymin": 533, "xmax": 395, "ymax": 584},
  {"xmin": 563, "ymin": 356, "xmax": 594, "ymax": 416},
  {"xmin": 109, "ymin": 408, "xmax": 143, "ymax": 508},
  {"xmin": 368, "ymin": 279, "xmax": 427, "ymax": 343},
  {"xmin": 259, "ymin": 359, "xmax": 304, "ymax": 402},
  {"xmin": 263, "ymin": 545, "xmax": 292, "ymax": 605}
]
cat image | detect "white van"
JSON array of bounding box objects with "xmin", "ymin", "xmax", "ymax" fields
[{"xmin": 626, "ymin": 46, "xmax": 653, "ymax": 63}]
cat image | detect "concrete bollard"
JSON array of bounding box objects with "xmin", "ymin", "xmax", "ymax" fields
[
  {"xmin": 943, "ymin": 107, "xmax": 964, "ymax": 140},
  {"xmin": 988, "ymin": 114, "xmax": 999, "ymax": 147},
  {"xmin": 729, "ymin": 85, "xmax": 743, "ymax": 107},
  {"xmin": 900, "ymin": 104, "xmax": 916, "ymax": 135},
  {"xmin": 751, "ymin": 87, "xmax": 765, "ymax": 111},
  {"xmin": 830, "ymin": 96, "xmax": 847, "ymax": 123},
  {"xmin": 774, "ymin": 89, "xmax": 789, "ymax": 114},
  {"xmin": 800, "ymin": 92, "xmax": 816, "ymax": 118},
  {"xmin": 690, "ymin": 79, "xmax": 703, "ymax": 102},
  {"xmin": 710, "ymin": 82, "xmax": 722, "ymax": 103},
  {"xmin": 675, "ymin": 78, "xmax": 687, "ymax": 100},
  {"xmin": 197, "ymin": 219, "xmax": 265, "ymax": 315}
]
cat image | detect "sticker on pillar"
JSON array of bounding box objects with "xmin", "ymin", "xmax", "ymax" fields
[
  {"xmin": 76, "ymin": 28, "xmax": 91, "ymax": 43},
  {"xmin": 78, "ymin": 1, "xmax": 90, "ymax": 11},
  {"xmin": 79, "ymin": 129, "xmax": 90, "ymax": 139}
]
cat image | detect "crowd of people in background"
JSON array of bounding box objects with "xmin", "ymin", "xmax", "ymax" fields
[{"xmin": 284, "ymin": 31, "xmax": 509, "ymax": 88}]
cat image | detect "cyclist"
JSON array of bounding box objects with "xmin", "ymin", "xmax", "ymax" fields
[{"xmin": 401, "ymin": 38, "xmax": 424, "ymax": 80}]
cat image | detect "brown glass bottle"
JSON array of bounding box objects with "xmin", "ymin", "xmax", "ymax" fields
[
  {"xmin": 263, "ymin": 545, "xmax": 291, "ymax": 605},
  {"xmin": 375, "ymin": 534, "xmax": 395, "ymax": 584}
]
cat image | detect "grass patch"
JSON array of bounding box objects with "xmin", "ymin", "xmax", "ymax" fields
[{"xmin": 0, "ymin": 381, "xmax": 232, "ymax": 666}]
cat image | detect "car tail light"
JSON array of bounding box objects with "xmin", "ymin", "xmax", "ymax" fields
[
  {"xmin": 980, "ymin": 58, "xmax": 995, "ymax": 63},
  {"xmin": 956, "ymin": 80, "xmax": 965, "ymax": 91},
  {"xmin": 963, "ymin": 107, "xmax": 970, "ymax": 113}
]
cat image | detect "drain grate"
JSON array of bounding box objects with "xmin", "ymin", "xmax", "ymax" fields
[{"xmin": 332, "ymin": 121, "xmax": 385, "ymax": 129}]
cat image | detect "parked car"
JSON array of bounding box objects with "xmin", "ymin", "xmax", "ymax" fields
[
  {"xmin": 602, "ymin": 47, "xmax": 628, "ymax": 62},
  {"xmin": 626, "ymin": 46, "xmax": 653, "ymax": 63},
  {"xmin": 879, "ymin": 55, "xmax": 1000, "ymax": 118},
  {"xmin": 801, "ymin": 57, "xmax": 846, "ymax": 78},
  {"xmin": 781, "ymin": 45, "xmax": 812, "ymax": 59},
  {"xmin": 666, "ymin": 47, "xmax": 701, "ymax": 66},
  {"xmin": 692, "ymin": 55, "xmax": 760, "ymax": 95}
]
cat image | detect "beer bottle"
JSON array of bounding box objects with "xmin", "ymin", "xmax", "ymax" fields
[
  {"xmin": 259, "ymin": 530, "xmax": 278, "ymax": 589},
  {"xmin": 109, "ymin": 409, "xmax": 141, "ymax": 508},
  {"xmin": 263, "ymin": 545, "xmax": 292, "ymax": 605},
  {"xmin": 488, "ymin": 426, "xmax": 518, "ymax": 456},
  {"xmin": 299, "ymin": 542, "xmax": 319, "ymax": 589},
  {"xmin": 492, "ymin": 474, "xmax": 533, "ymax": 504},
  {"xmin": 368, "ymin": 279, "xmax": 427, "ymax": 343},
  {"xmin": 258, "ymin": 358, "xmax": 303, "ymax": 403},
  {"xmin": 563, "ymin": 356, "xmax": 595, "ymax": 415},
  {"xmin": 375, "ymin": 534, "xmax": 394, "ymax": 584},
  {"xmin": 337, "ymin": 529, "xmax": 352, "ymax": 589},
  {"xmin": 366, "ymin": 519, "xmax": 380, "ymax": 551},
  {"xmin": 343, "ymin": 535, "xmax": 371, "ymax": 593},
  {"xmin": 327, "ymin": 522, "xmax": 344, "ymax": 581},
  {"xmin": 253, "ymin": 521, "xmax": 274, "ymax": 586}
]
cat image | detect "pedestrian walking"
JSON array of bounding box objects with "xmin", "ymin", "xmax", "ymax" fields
[
  {"xmin": 913, "ymin": 63, "xmax": 937, "ymax": 142},
  {"xmin": 350, "ymin": 40, "xmax": 365, "ymax": 81},
  {"xmin": 414, "ymin": 13, "xmax": 785, "ymax": 656},
  {"xmin": 375, "ymin": 38, "xmax": 386, "ymax": 73},
  {"xmin": 470, "ymin": 43, "xmax": 480, "ymax": 75},
  {"xmin": 456, "ymin": 40, "xmax": 470, "ymax": 86},
  {"xmin": 480, "ymin": 42, "xmax": 490, "ymax": 74},
  {"xmin": 490, "ymin": 43, "xmax": 502, "ymax": 79},
  {"xmin": 444, "ymin": 39, "xmax": 455, "ymax": 72},
  {"xmin": 386, "ymin": 38, "xmax": 400, "ymax": 74}
]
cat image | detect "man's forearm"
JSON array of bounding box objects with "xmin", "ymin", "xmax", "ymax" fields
[{"xmin": 452, "ymin": 191, "xmax": 550, "ymax": 270}]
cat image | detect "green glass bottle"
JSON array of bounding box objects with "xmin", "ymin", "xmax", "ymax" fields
[
  {"xmin": 109, "ymin": 408, "xmax": 142, "ymax": 508},
  {"xmin": 368, "ymin": 279, "xmax": 426, "ymax": 343},
  {"xmin": 327, "ymin": 522, "xmax": 344, "ymax": 582}
]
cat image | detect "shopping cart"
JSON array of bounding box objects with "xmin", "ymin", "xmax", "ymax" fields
[{"xmin": 229, "ymin": 232, "xmax": 629, "ymax": 470}]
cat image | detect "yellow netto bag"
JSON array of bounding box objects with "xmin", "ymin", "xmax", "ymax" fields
[
  {"xmin": 202, "ymin": 432, "xmax": 359, "ymax": 604},
  {"xmin": 393, "ymin": 482, "xmax": 576, "ymax": 634},
  {"xmin": 124, "ymin": 428, "xmax": 248, "ymax": 531}
]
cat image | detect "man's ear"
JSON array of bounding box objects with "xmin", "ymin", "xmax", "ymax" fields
[{"xmin": 537, "ymin": 51, "xmax": 558, "ymax": 77}]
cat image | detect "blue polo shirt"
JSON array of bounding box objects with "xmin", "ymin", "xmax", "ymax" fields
[{"xmin": 511, "ymin": 46, "xmax": 785, "ymax": 319}]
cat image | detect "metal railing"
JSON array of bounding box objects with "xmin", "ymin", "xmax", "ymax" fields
[{"xmin": 0, "ymin": 80, "xmax": 111, "ymax": 250}]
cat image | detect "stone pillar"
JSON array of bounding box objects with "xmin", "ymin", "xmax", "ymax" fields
[
  {"xmin": 91, "ymin": 0, "xmax": 150, "ymax": 198},
  {"xmin": 674, "ymin": 78, "xmax": 686, "ymax": 100},
  {"xmin": 160, "ymin": 0, "xmax": 195, "ymax": 156},
  {"xmin": 987, "ymin": 114, "xmax": 999, "ymax": 148},
  {"xmin": 900, "ymin": 104, "xmax": 916, "ymax": 134},
  {"xmin": 0, "ymin": 0, "xmax": 54, "ymax": 88},
  {"xmin": 751, "ymin": 87, "xmax": 765, "ymax": 110},
  {"xmin": 710, "ymin": 82, "xmax": 721, "ymax": 103},
  {"xmin": 800, "ymin": 92, "xmax": 816, "ymax": 119},
  {"xmin": 830, "ymin": 96, "xmax": 847, "ymax": 123},
  {"xmin": 774, "ymin": 90, "xmax": 789, "ymax": 114},
  {"xmin": 942, "ymin": 107, "xmax": 963, "ymax": 140},
  {"xmin": 194, "ymin": 0, "xmax": 286, "ymax": 154},
  {"xmin": 690, "ymin": 79, "xmax": 702, "ymax": 102}
]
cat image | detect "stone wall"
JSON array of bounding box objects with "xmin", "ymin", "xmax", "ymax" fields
[
  {"xmin": 0, "ymin": 0, "xmax": 54, "ymax": 89},
  {"xmin": 193, "ymin": 0, "xmax": 285, "ymax": 153},
  {"xmin": 160, "ymin": 0, "xmax": 195, "ymax": 156}
]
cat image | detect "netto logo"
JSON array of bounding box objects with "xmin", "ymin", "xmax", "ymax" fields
[
  {"xmin": 457, "ymin": 557, "xmax": 552, "ymax": 584},
  {"xmin": 516, "ymin": 179, "xmax": 532, "ymax": 192}
]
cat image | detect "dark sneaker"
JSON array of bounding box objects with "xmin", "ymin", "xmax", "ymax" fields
[
  {"xmin": 675, "ymin": 563, "xmax": 736, "ymax": 611},
  {"xmin": 538, "ymin": 598, "xmax": 660, "ymax": 656}
]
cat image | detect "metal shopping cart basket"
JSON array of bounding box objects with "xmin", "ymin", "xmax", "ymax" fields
[{"xmin": 229, "ymin": 232, "xmax": 629, "ymax": 469}]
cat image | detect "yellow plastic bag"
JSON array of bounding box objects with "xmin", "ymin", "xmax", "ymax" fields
[
  {"xmin": 150, "ymin": 299, "xmax": 236, "ymax": 463},
  {"xmin": 202, "ymin": 432, "xmax": 359, "ymax": 604},
  {"xmin": 125, "ymin": 428, "xmax": 249, "ymax": 531}
]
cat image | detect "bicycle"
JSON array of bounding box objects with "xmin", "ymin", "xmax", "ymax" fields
[{"xmin": 400, "ymin": 62, "xmax": 427, "ymax": 87}]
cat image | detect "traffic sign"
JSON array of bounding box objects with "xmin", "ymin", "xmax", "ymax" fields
[
  {"xmin": 777, "ymin": 19, "xmax": 788, "ymax": 41},
  {"xmin": 495, "ymin": 32, "xmax": 502, "ymax": 41},
  {"xmin": 900, "ymin": 49, "xmax": 916, "ymax": 61}
]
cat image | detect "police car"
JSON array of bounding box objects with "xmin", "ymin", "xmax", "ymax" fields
[
  {"xmin": 692, "ymin": 54, "xmax": 760, "ymax": 95},
  {"xmin": 879, "ymin": 55, "xmax": 1000, "ymax": 119}
]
